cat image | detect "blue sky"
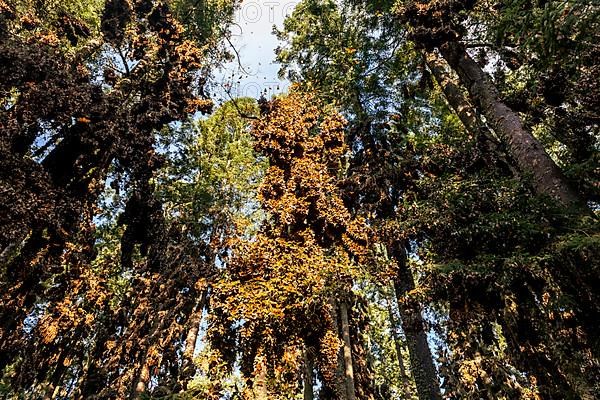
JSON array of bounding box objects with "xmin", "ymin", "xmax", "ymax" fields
[{"xmin": 210, "ymin": 0, "xmax": 296, "ymax": 104}]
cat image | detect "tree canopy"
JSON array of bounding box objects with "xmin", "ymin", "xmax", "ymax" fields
[{"xmin": 0, "ymin": 0, "xmax": 599, "ymax": 399}]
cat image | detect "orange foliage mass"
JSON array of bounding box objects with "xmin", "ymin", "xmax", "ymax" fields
[{"xmin": 209, "ymin": 89, "xmax": 370, "ymax": 395}]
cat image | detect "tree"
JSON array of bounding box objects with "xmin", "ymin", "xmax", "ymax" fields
[
  {"xmin": 277, "ymin": 0, "xmax": 600, "ymax": 398},
  {"xmin": 1, "ymin": 0, "xmax": 599, "ymax": 398},
  {"xmin": 276, "ymin": 2, "xmax": 443, "ymax": 398},
  {"xmin": 208, "ymin": 89, "xmax": 373, "ymax": 399},
  {"xmin": 0, "ymin": 0, "xmax": 233, "ymax": 396},
  {"xmin": 397, "ymin": 0, "xmax": 591, "ymax": 210}
]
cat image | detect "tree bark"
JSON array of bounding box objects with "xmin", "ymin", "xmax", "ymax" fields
[
  {"xmin": 439, "ymin": 42, "xmax": 585, "ymax": 210},
  {"xmin": 184, "ymin": 309, "xmax": 202, "ymax": 359},
  {"xmin": 426, "ymin": 51, "xmax": 493, "ymax": 140},
  {"xmin": 390, "ymin": 243, "xmax": 442, "ymax": 400},
  {"xmin": 184, "ymin": 289, "xmax": 208, "ymax": 361},
  {"xmin": 303, "ymin": 348, "xmax": 314, "ymax": 400},
  {"xmin": 340, "ymin": 301, "xmax": 357, "ymax": 400},
  {"xmin": 180, "ymin": 289, "xmax": 208, "ymax": 390},
  {"xmin": 327, "ymin": 299, "xmax": 348, "ymax": 397},
  {"xmin": 425, "ymin": 51, "xmax": 517, "ymax": 176},
  {"xmin": 253, "ymin": 354, "xmax": 269, "ymax": 400},
  {"xmin": 386, "ymin": 293, "xmax": 408, "ymax": 382}
]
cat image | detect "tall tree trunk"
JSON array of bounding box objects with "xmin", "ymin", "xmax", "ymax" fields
[
  {"xmin": 386, "ymin": 293, "xmax": 408, "ymax": 382},
  {"xmin": 340, "ymin": 301, "xmax": 357, "ymax": 400},
  {"xmin": 390, "ymin": 243, "xmax": 442, "ymax": 400},
  {"xmin": 303, "ymin": 348, "xmax": 314, "ymax": 400},
  {"xmin": 328, "ymin": 299, "xmax": 348, "ymax": 397},
  {"xmin": 253, "ymin": 354, "xmax": 269, "ymax": 400},
  {"xmin": 425, "ymin": 51, "xmax": 517, "ymax": 176},
  {"xmin": 184, "ymin": 289, "xmax": 208, "ymax": 361},
  {"xmin": 181, "ymin": 289, "xmax": 208, "ymax": 389},
  {"xmin": 184, "ymin": 311, "xmax": 202, "ymax": 360},
  {"xmin": 439, "ymin": 42, "xmax": 585, "ymax": 210}
]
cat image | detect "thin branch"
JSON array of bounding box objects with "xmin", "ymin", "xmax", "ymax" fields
[
  {"xmin": 224, "ymin": 89, "xmax": 259, "ymax": 120},
  {"xmin": 117, "ymin": 46, "xmax": 130, "ymax": 76},
  {"xmin": 32, "ymin": 132, "xmax": 61, "ymax": 159},
  {"xmin": 224, "ymin": 35, "xmax": 253, "ymax": 76}
]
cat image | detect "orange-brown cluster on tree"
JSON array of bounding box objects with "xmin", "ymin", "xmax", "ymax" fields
[
  {"xmin": 0, "ymin": 0, "xmax": 216, "ymax": 396},
  {"xmin": 208, "ymin": 89, "xmax": 372, "ymax": 398}
]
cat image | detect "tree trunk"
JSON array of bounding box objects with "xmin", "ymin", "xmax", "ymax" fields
[
  {"xmin": 253, "ymin": 354, "xmax": 269, "ymax": 400},
  {"xmin": 180, "ymin": 289, "xmax": 208, "ymax": 390},
  {"xmin": 328, "ymin": 299, "xmax": 348, "ymax": 397},
  {"xmin": 184, "ymin": 289, "xmax": 208, "ymax": 361},
  {"xmin": 386, "ymin": 293, "xmax": 408, "ymax": 382},
  {"xmin": 303, "ymin": 348, "xmax": 314, "ymax": 400},
  {"xmin": 184, "ymin": 309, "xmax": 202, "ymax": 358},
  {"xmin": 340, "ymin": 301, "xmax": 356, "ymax": 400},
  {"xmin": 425, "ymin": 51, "xmax": 517, "ymax": 176},
  {"xmin": 390, "ymin": 244, "xmax": 442, "ymax": 400},
  {"xmin": 439, "ymin": 42, "xmax": 585, "ymax": 210},
  {"xmin": 426, "ymin": 51, "xmax": 493, "ymax": 140}
]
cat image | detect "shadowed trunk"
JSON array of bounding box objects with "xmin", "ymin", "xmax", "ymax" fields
[
  {"xmin": 303, "ymin": 348, "xmax": 314, "ymax": 400},
  {"xmin": 340, "ymin": 301, "xmax": 356, "ymax": 400},
  {"xmin": 390, "ymin": 243, "xmax": 442, "ymax": 400},
  {"xmin": 386, "ymin": 293, "xmax": 408, "ymax": 383},
  {"xmin": 253, "ymin": 355, "xmax": 269, "ymax": 400},
  {"xmin": 425, "ymin": 51, "xmax": 517, "ymax": 176},
  {"xmin": 134, "ymin": 362, "xmax": 150, "ymax": 397},
  {"xmin": 439, "ymin": 42, "xmax": 585, "ymax": 210},
  {"xmin": 328, "ymin": 299, "xmax": 348, "ymax": 397}
]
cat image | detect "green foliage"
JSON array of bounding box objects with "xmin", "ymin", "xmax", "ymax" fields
[
  {"xmin": 172, "ymin": 0, "xmax": 237, "ymax": 60},
  {"xmin": 276, "ymin": 0, "xmax": 414, "ymax": 123},
  {"xmin": 158, "ymin": 98, "xmax": 266, "ymax": 239},
  {"xmin": 489, "ymin": 0, "xmax": 600, "ymax": 65},
  {"xmin": 1, "ymin": 0, "xmax": 599, "ymax": 398}
]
